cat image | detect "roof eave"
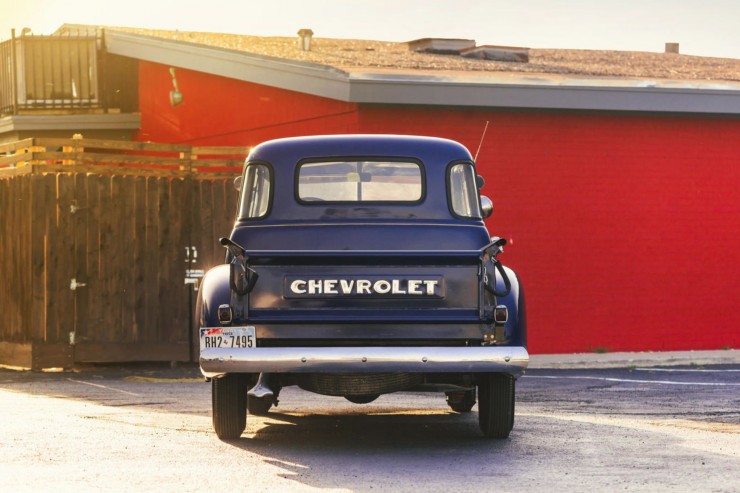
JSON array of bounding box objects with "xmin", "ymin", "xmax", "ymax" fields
[
  {"xmin": 104, "ymin": 30, "xmax": 351, "ymax": 101},
  {"xmin": 347, "ymin": 76, "xmax": 740, "ymax": 114}
]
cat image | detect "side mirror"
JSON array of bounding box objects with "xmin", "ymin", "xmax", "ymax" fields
[
  {"xmin": 234, "ymin": 176, "xmax": 242, "ymax": 191},
  {"xmin": 476, "ymin": 175, "xmax": 485, "ymax": 189},
  {"xmin": 480, "ymin": 196, "xmax": 493, "ymax": 219}
]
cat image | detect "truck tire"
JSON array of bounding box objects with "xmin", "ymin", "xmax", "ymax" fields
[
  {"xmin": 212, "ymin": 374, "xmax": 247, "ymax": 439},
  {"xmin": 445, "ymin": 389, "xmax": 476, "ymax": 413},
  {"xmin": 478, "ymin": 373, "xmax": 515, "ymax": 438}
]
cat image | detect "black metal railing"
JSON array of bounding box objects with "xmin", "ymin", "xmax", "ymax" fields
[{"xmin": 0, "ymin": 29, "xmax": 138, "ymax": 116}]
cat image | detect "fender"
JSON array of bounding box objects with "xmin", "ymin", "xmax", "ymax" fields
[
  {"xmin": 494, "ymin": 265, "xmax": 527, "ymax": 348},
  {"xmin": 196, "ymin": 264, "xmax": 232, "ymax": 327}
]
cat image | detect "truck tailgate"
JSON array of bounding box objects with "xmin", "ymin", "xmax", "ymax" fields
[{"xmin": 245, "ymin": 252, "xmax": 481, "ymax": 323}]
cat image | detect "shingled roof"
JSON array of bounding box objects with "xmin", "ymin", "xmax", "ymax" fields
[{"xmin": 102, "ymin": 26, "xmax": 740, "ymax": 83}]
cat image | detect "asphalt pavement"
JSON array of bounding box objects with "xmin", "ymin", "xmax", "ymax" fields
[{"xmin": 0, "ymin": 350, "xmax": 738, "ymax": 493}]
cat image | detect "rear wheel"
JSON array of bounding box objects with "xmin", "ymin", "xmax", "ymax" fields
[
  {"xmin": 212, "ymin": 374, "xmax": 247, "ymax": 439},
  {"xmin": 478, "ymin": 373, "xmax": 515, "ymax": 438},
  {"xmin": 445, "ymin": 389, "xmax": 476, "ymax": 413}
]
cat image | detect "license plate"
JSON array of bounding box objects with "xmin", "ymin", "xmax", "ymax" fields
[{"xmin": 200, "ymin": 326, "xmax": 256, "ymax": 350}]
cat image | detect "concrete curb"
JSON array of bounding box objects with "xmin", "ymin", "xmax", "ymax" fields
[{"xmin": 529, "ymin": 349, "xmax": 739, "ymax": 369}]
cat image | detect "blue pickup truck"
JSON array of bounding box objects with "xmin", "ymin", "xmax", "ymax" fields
[{"xmin": 197, "ymin": 134, "xmax": 528, "ymax": 439}]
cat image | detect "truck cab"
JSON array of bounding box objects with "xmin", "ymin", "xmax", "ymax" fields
[{"xmin": 197, "ymin": 134, "xmax": 528, "ymax": 439}]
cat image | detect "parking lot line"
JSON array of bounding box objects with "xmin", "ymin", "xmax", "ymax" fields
[
  {"xmin": 67, "ymin": 378, "xmax": 141, "ymax": 396},
  {"xmin": 634, "ymin": 368, "xmax": 740, "ymax": 372},
  {"xmin": 523, "ymin": 375, "xmax": 740, "ymax": 386}
]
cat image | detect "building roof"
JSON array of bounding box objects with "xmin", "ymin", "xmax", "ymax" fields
[
  {"xmin": 101, "ymin": 27, "xmax": 740, "ymax": 83},
  {"xmin": 59, "ymin": 24, "xmax": 740, "ymax": 115}
]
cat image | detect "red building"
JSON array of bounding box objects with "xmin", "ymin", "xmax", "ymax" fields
[{"xmin": 3, "ymin": 26, "xmax": 739, "ymax": 354}]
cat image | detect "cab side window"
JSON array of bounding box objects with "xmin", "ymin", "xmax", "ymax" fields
[
  {"xmin": 449, "ymin": 163, "xmax": 482, "ymax": 219},
  {"xmin": 238, "ymin": 164, "xmax": 271, "ymax": 219}
]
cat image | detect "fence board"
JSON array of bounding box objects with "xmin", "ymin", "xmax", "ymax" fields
[
  {"xmin": 212, "ymin": 180, "xmax": 227, "ymax": 260},
  {"xmin": 132, "ymin": 176, "xmax": 146, "ymax": 343},
  {"xmin": 120, "ymin": 176, "xmax": 134, "ymax": 343},
  {"xmin": 156, "ymin": 178, "xmax": 171, "ymax": 344},
  {"xmin": 19, "ymin": 176, "xmax": 32, "ymax": 340},
  {"xmin": 82, "ymin": 175, "xmax": 103, "ymax": 342},
  {"xmin": 73, "ymin": 173, "xmax": 89, "ymax": 348},
  {"xmin": 30, "ymin": 174, "xmax": 48, "ymax": 343},
  {"xmin": 143, "ymin": 177, "xmax": 159, "ymax": 345},
  {"xmin": 105, "ymin": 175, "xmax": 123, "ymax": 343},
  {"xmin": 36, "ymin": 138, "xmax": 191, "ymax": 154},
  {"xmin": 96, "ymin": 175, "xmax": 114, "ymax": 341},
  {"xmin": 0, "ymin": 138, "xmax": 35, "ymax": 153},
  {"xmin": 0, "ymin": 153, "xmax": 30, "ymax": 167},
  {"xmin": 2, "ymin": 176, "xmax": 10, "ymax": 341},
  {"xmin": 224, "ymin": 178, "xmax": 239, "ymax": 229},
  {"xmin": 42, "ymin": 174, "xmax": 58, "ymax": 343},
  {"xmin": 0, "ymin": 180, "xmax": 13, "ymax": 339},
  {"xmin": 0, "ymin": 179, "xmax": 10, "ymax": 336},
  {"xmin": 168, "ymin": 178, "xmax": 187, "ymax": 343},
  {"xmin": 56, "ymin": 174, "xmax": 76, "ymax": 345},
  {"xmin": 196, "ymin": 180, "xmax": 217, "ymax": 268}
]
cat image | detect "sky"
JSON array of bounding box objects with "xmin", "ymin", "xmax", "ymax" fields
[{"xmin": 1, "ymin": 0, "xmax": 738, "ymax": 59}]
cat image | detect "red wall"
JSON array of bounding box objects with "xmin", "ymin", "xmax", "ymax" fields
[
  {"xmin": 137, "ymin": 61, "xmax": 360, "ymax": 144},
  {"xmin": 137, "ymin": 62, "xmax": 740, "ymax": 354},
  {"xmin": 359, "ymin": 108, "xmax": 740, "ymax": 353}
]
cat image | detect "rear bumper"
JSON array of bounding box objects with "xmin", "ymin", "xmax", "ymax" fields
[{"xmin": 200, "ymin": 345, "xmax": 529, "ymax": 378}]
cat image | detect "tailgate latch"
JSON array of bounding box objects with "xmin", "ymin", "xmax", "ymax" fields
[{"xmin": 220, "ymin": 237, "xmax": 259, "ymax": 296}]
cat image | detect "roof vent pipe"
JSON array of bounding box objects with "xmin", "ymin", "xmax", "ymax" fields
[{"xmin": 297, "ymin": 29, "xmax": 314, "ymax": 51}]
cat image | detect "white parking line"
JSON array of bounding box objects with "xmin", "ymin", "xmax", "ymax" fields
[
  {"xmin": 634, "ymin": 368, "xmax": 740, "ymax": 372},
  {"xmin": 523, "ymin": 375, "xmax": 740, "ymax": 386},
  {"xmin": 67, "ymin": 378, "xmax": 141, "ymax": 396}
]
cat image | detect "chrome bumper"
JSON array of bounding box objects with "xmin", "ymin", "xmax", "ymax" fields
[{"xmin": 200, "ymin": 346, "xmax": 529, "ymax": 378}]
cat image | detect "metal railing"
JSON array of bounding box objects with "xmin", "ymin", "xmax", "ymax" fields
[{"xmin": 0, "ymin": 29, "xmax": 136, "ymax": 116}]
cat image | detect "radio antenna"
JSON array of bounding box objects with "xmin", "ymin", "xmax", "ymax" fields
[{"xmin": 474, "ymin": 120, "xmax": 490, "ymax": 162}]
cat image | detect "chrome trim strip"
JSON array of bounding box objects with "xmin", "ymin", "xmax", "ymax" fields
[{"xmin": 200, "ymin": 346, "xmax": 529, "ymax": 378}]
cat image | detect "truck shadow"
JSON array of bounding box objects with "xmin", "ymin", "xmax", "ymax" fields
[
  {"xmin": 224, "ymin": 409, "xmax": 520, "ymax": 491},
  {"xmin": 247, "ymin": 408, "xmax": 488, "ymax": 446}
]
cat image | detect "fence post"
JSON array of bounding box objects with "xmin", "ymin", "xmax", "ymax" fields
[
  {"xmin": 62, "ymin": 133, "xmax": 84, "ymax": 165},
  {"xmin": 179, "ymin": 150, "xmax": 190, "ymax": 172}
]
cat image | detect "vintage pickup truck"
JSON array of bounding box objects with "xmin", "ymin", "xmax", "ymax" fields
[{"xmin": 197, "ymin": 134, "xmax": 528, "ymax": 439}]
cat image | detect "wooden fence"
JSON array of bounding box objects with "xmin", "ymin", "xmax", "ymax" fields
[{"xmin": 0, "ymin": 137, "xmax": 245, "ymax": 369}]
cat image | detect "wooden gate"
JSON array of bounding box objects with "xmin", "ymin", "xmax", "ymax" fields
[{"xmin": 0, "ymin": 138, "xmax": 244, "ymax": 369}]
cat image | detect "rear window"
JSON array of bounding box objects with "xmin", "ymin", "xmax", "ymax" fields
[{"xmin": 297, "ymin": 160, "xmax": 423, "ymax": 203}]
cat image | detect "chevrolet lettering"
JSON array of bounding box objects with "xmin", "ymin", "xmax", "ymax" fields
[
  {"xmin": 196, "ymin": 135, "xmax": 529, "ymax": 441},
  {"xmin": 285, "ymin": 276, "xmax": 444, "ymax": 297}
]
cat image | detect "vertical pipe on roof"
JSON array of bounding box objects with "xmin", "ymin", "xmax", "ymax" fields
[{"xmin": 297, "ymin": 29, "xmax": 314, "ymax": 51}]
